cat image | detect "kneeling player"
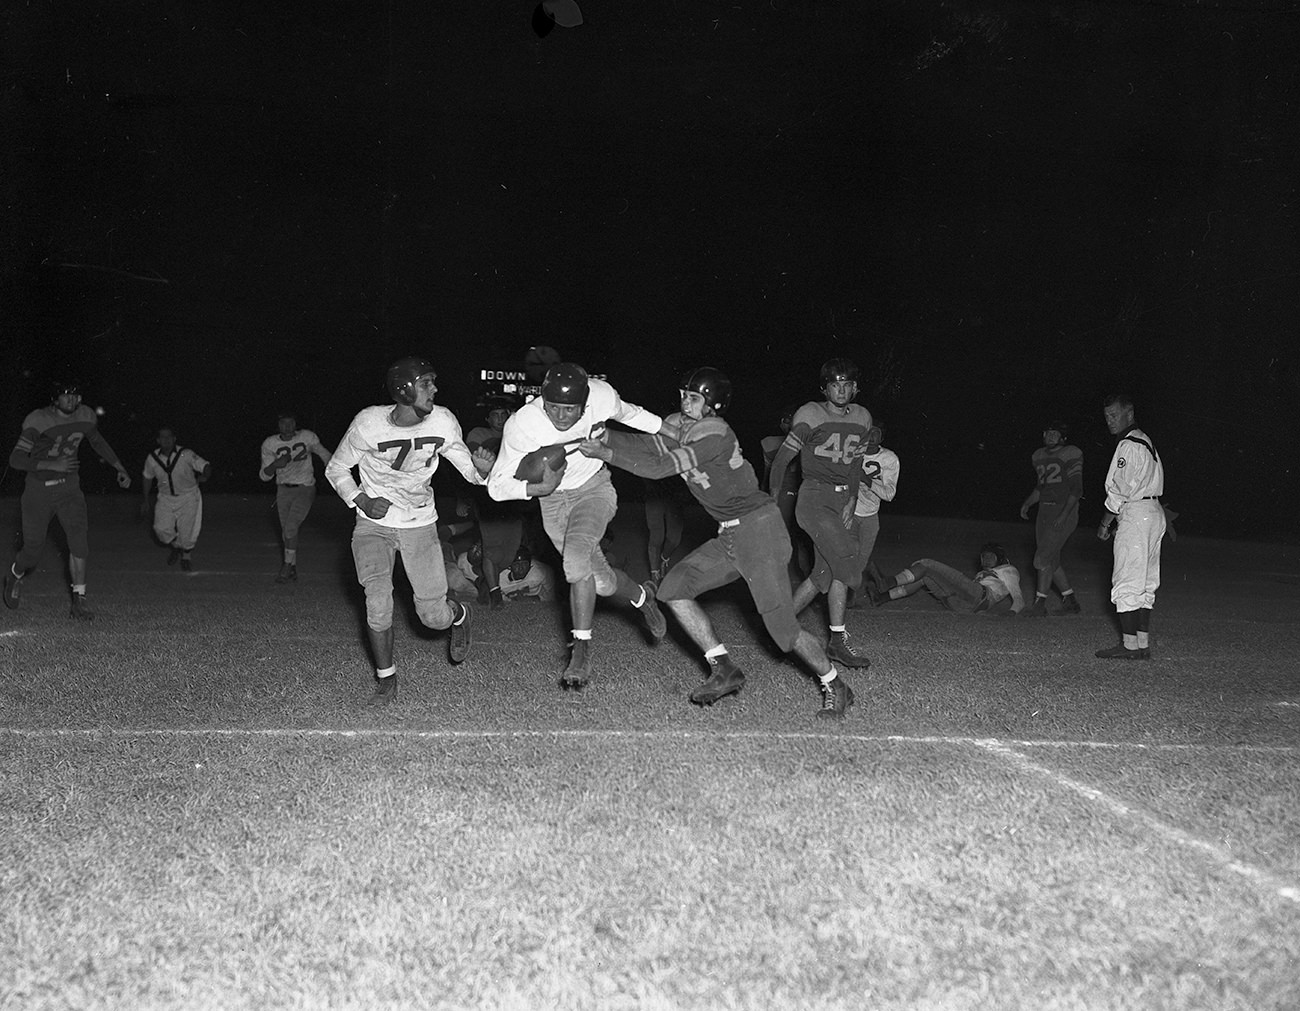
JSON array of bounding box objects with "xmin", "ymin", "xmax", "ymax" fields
[{"xmin": 579, "ymin": 367, "xmax": 854, "ymax": 719}]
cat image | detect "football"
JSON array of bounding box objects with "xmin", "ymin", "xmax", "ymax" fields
[{"xmin": 513, "ymin": 443, "xmax": 571, "ymax": 483}]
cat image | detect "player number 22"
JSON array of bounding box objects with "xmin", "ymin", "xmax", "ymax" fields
[
  {"xmin": 1035, "ymin": 462, "xmax": 1062, "ymax": 485},
  {"xmin": 377, "ymin": 437, "xmax": 445, "ymax": 470}
]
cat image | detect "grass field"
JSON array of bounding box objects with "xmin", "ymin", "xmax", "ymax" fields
[{"xmin": 2, "ymin": 493, "xmax": 1298, "ymax": 1010}]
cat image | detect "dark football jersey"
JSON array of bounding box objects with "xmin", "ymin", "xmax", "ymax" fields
[
  {"xmin": 14, "ymin": 405, "xmax": 101, "ymax": 474},
  {"xmin": 1031, "ymin": 444, "xmax": 1083, "ymax": 509},
  {"xmin": 603, "ymin": 414, "xmax": 771, "ymax": 522},
  {"xmin": 788, "ymin": 402, "xmax": 874, "ymax": 485}
]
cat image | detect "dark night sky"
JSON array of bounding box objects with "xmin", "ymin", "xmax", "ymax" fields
[{"xmin": 3, "ymin": 0, "xmax": 1297, "ymax": 537}]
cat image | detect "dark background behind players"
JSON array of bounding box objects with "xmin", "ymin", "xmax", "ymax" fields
[{"xmin": 3, "ymin": 1, "xmax": 1296, "ymax": 539}]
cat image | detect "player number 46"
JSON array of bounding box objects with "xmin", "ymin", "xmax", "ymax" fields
[{"xmin": 813, "ymin": 432, "xmax": 861, "ymax": 465}]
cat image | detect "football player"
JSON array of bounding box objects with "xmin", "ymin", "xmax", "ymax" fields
[
  {"xmin": 847, "ymin": 423, "xmax": 900, "ymax": 608},
  {"xmin": 325, "ymin": 357, "xmax": 496, "ymax": 705},
  {"xmin": 260, "ymin": 411, "xmax": 333, "ymax": 583},
  {"xmin": 3, "ymin": 381, "xmax": 132, "ymax": 619},
  {"xmin": 766, "ymin": 358, "xmax": 875, "ymax": 669},
  {"xmin": 578, "ymin": 367, "xmax": 854, "ymax": 717},
  {"xmin": 871, "ymin": 543, "xmax": 1025, "ymax": 615},
  {"xmin": 140, "ymin": 426, "xmax": 211, "ymax": 572},
  {"xmin": 487, "ymin": 362, "xmax": 667, "ymax": 689},
  {"xmin": 1018, "ymin": 421, "xmax": 1083, "ymax": 616},
  {"xmin": 1095, "ymin": 393, "xmax": 1166, "ymax": 659}
]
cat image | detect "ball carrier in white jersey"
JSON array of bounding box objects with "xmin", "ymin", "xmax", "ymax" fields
[
  {"xmin": 487, "ymin": 363, "xmax": 668, "ymax": 689},
  {"xmin": 1095, "ymin": 393, "xmax": 1166, "ymax": 660},
  {"xmin": 326, "ymin": 357, "xmax": 496, "ymax": 705},
  {"xmin": 260, "ymin": 412, "xmax": 333, "ymax": 583}
]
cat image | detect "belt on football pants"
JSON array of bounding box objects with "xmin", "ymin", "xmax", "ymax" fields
[
  {"xmin": 806, "ymin": 479, "xmax": 850, "ymax": 492},
  {"xmin": 43, "ymin": 477, "xmax": 68, "ymax": 486},
  {"xmin": 718, "ymin": 517, "xmax": 741, "ymax": 530}
]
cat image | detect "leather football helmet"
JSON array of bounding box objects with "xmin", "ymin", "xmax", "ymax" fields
[
  {"xmin": 385, "ymin": 357, "xmax": 437, "ymax": 407},
  {"xmin": 540, "ymin": 363, "xmax": 590, "ymax": 407},
  {"xmin": 679, "ymin": 367, "xmax": 732, "ymax": 415}
]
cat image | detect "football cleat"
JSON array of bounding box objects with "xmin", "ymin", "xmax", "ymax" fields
[
  {"xmin": 2, "ymin": 567, "xmax": 21, "ymax": 610},
  {"xmin": 368, "ymin": 674, "xmax": 398, "ymax": 707},
  {"xmin": 275, "ymin": 563, "xmax": 297, "ymax": 584},
  {"xmin": 449, "ymin": 601, "xmax": 472, "ymax": 663},
  {"xmin": 1022, "ymin": 597, "xmax": 1048, "ymax": 618},
  {"xmin": 1060, "ymin": 595, "xmax": 1082, "ymax": 614},
  {"xmin": 166, "ymin": 545, "xmax": 182, "ymax": 566},
  {"xmin": 689, "ymin": 656, "xmax": 746, "ymax": 706},
  {"xmin": 559, "ymin": 639, "xmax": 592, "ymax": 690},
  {"xmin": 180, "ymin": 558, "xmax": 193, "ymax": 572},
  {"xmin": 826, "ymin": 632, "xmax": 871, "ymax": 669},
  {"xmin": 69, "ymin": 594, "xmax": 94, "ymax": 621},
  {"xmin": 818, "ymin": 676, "xmax": 855, "ymax": 719},
  {"xmin": 1094, "ymin": 644, "xmax": 1150, "ymax": 660},
  {"xmin": 638, "ymin": 582, "xmax": 667, "ymax": 642}
]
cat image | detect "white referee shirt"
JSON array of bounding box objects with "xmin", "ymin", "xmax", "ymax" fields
[
  {"xmin": 260, "ymin": 429, "xmax": 325, "ymax": 486},
  {"xmin": 326, "ymin": 405, "xmax": 484, "ymax": 528},
  {"xmin": 143, "ymin": 447, "xmax": 209, "ymax": 497},
  {"xmin": 487, "ymin": 379, "xmax": 662, "ymax": 502},
  {"xmin": 1104, "ymin": 426, "xmax": 1164, "ymax": 514}
]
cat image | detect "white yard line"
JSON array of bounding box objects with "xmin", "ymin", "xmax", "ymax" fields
[
  {"xmin": 0, "ymin": 726, "xmax": 1296, "ymax": 756},
  {"xmin": 975, "ymin": 738, "xmax": 1300, "ymax": 906},
  {"xmin": 1, "ymin": 725, "xmax": 1296, "ymax": 903}
]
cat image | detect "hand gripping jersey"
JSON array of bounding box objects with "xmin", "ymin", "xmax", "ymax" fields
[
  {"xmin": 11, "ymin": 405, "xmax": 123, "ymax": 476},
  {"xmin": 487, "ymin": 378, "xmax": 662, "ymax": 501},
  {"xmin": 854, "ymin": 447, "xmax": 901, "ymax": 518},
  {"xmin": 261, "ymin": 429, "xmax": 325, "ymax": 486},
  {"xmin": 143, "ymin": 447, "xmax": 209, "ymax": 497},
  {"xmin": 784, "ymin": 402, "xmax": 874, "ymax": 486},
  {"xmin": 600, "ymin": 414, "xmax": 770, "ymax": 523},
  {"xmin": 1031, "ymin": 443, "xmax": 1083, "ymax": 510},
  {"xmin": 326, "ymin": 405, "xmax": 484, "ymax": 528}
]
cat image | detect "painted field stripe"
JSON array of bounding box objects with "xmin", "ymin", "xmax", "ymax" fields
[
  {"xmin": 0, "ymin": 726, "xmax": 1296, "ymax": 757},
  {"xmin": 975, "ymin": 739, "xmax": 1300, "ymax": 906}
]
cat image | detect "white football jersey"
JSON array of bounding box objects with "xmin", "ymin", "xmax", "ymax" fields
[
  {"xmin": 487, "ymin": 378, "xmax": 662, "ymax": 501},
  {"xmin": 854, "ymin": 447, "xmax": 901, "ymax": 518},
  {"xmin": 261, "ymin": 429, "xmax": 325, "ymax": 486},
  {"xmin": 327, "ymin": 405, "xmax": 484, "ymax": 528}
]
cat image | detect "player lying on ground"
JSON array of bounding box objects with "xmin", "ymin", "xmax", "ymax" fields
[
  {"xmin": 578, "ymin": 367, "xmax": 855, "ymax": 719},
  {"xmin": 870, "ymin": 543, "xmax": 1024, "ymax": 615}
]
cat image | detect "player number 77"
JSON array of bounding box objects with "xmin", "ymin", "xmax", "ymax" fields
[{"xmin": 377, "ymin": 437, "xmax": 445, "ymax": 470}]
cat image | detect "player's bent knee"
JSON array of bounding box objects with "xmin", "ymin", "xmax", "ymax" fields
[
  {"xmin": 416, "ymin": 603, "xmax": 454, "ymax": 631},
  {"xmin": 762, "ymin": 611, "xmax": 802, "ymax": 653}
]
